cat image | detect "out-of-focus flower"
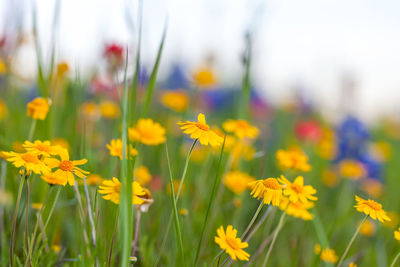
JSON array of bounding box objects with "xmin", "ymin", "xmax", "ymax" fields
[
  {"xmin": 224, "ymin": 171, "xmax": 255, "ymax": 195},
  {"xmin": 339, "ymin": 159, "xmax": 366, "ymax": 180},
  {"xmin": 349, "ymin": 262, "xmax": 357, "ymax": 267},
  {"xmin": 231, "ymin": 141, "xmax": 256, "ymax": 166},
  {"xmin": 214, "ymin": 225, "xmax": 249, "ymax": 261},
  {"xmin": 129, "ymin": 118, "xmax": 166, "ymax": 145},
  {"xmin": 100, "ymin": 101, "xmax": 120, "ymax": 119},
  {"xmin": 23, "ymin": 140, "xmax": 62, "ymax": 158},
  {"xmin": 0, "ymin": 98, "xmax": 7, "ymax": 120},
  {"xmin": 44, "ymin": 149, "xmax": 89, "ymax": 186},
  {"xmin": 222, "ymin": 119, "xmax": 259, "ymax": 140},
  {"xmin": 279, "ymin": 197, "xmax": 314, "ymax": 220},
  {"xmin": 276, "ymin": 148, "xmax": 311, "ymax": 172},
  {"xmin": 51, "ymin": 138, "xmax": 70, "ymax": 151},
  {"xmin": 106, "ymin": 139, "xmax": 138, "ymax": 160},
  {"xmin": 161, "ymin": 90, "xmax": 189, "ymax": 112},
  {"xmin": 0, "ymin": 58, "xmax": 6, "ymax": 74},
  {"xmin": 248, "ymin": 178, "xmax": 283, "ymax": 206},
  {"xmin": 359, "ymin": 219, "xmax": 376, "ymax": 237},
  {"xmin": 80, "ymin": 101, "xmax": 100, "ymax": 121},
  {"xmin": 320, "ymin": 248, "xmax": 338, "ymax": 263},
  {"xmin": 316, "ymin": 129, "xmax": 336, "ymax": 160},
  {"xmin": 98, "ymin": 177, "xmax": 149, "ymax": 205},
  {"xmin": 192, "ymin": 67, "xmax": 217, "ymax": 89},
  {"xmin": 394, "ymin": 228, "xmax": 400, "ymax": 241},
  {"xmin": 2, "ymin": 151, "xmax": 50, "ymax": 174},
  {"xmin": 354, "ymin": 195, "xmax": 390, "ymax": 223},
  {"xmin": 278, "ymin": 175, "xmax": 317, "ymax": 204},
  {"xmin": 31, "ymin": 203, "xmax": 43, "ymax": 210},
  {"xmin": 361, "ymin": 179, "xmax": 383, "ymax": 198},
  {"xmin": 41, "ymin": 171, "xmax": 68, "ymax": 186},
  {"xmin": 314, "ymin": 244, "xmax": 321, "ymax": 254},
  {"xmin": 27, "ymin": 97, "xmax": 51, "ymax": 120},
  {"xmin": 134, "ymin": 166, "xmax": 152, "ymax": 186},
  {"xmin": 104, "ymin": 43, "xmax": 124, "ymax": 70},
  {"xmin": 84, "ymin": 174, "xmax": 104, "ymax": 186},
  {"xmin": 56, "ymin": 61, "xmax": 69, "ymax": 78},
  {"xmin": 177, "ymin": 113, "xmax": 223, "ymax": 147},
  {"xmin": 294, "ymin": 120, "xmax": 323, "ymax": 143},
  {"xmin": 370, "ymin": 141, "xmax": 392, "ymax": 162},
  {"xmin": 179, "ymin": 208, "xmax": 188, "ymax": 216},
  {"xmin": 212, "ymin": 128, "xmax": 236, "ymax": 151},
  {"xmin": 322, "ymin": 169, "xmax": 339, "ymax": 187}
]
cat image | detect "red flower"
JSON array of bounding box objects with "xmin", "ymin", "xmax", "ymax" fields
[
  {"xmin": 295, "ymin": 120, "xmax": 323, "ymax": 143},
  {"xmin": 104, "ymin": 43, "xmax": 124, "ymax": 61}
]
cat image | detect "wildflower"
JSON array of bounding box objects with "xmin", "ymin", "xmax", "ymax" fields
[
  {"xmin": 322, "ymin": 169, "xmax": 338, "ymax": 187},
  {"xmin": 359, "ymin": 219, "xmax": 376, "ymax": 237},
  {"xmin": 98, "ymin": 177, "xmax": 148, "ymax": 205},
  {"xmin": 0, "ymin": 98, "xmax": 7, "ymax": 120},
  {"xmin": 179, "ymin": 208, "xmax": 188, "ymax": 216},
  {"xmin": 100, "ymin": 101, "xmax": 120, "ymax": 119},
  {"xmin": 0, "ymin": 58, "xmax": 6, "ymax": 74},
  {"xmin": 231, "ymin": 141, "xmax": 256, "ymax": 167},
  {"xmin": 316, "ymin": 129, "xmax": 336, "ymax": 159},
  {"xmin": 371, "ymin": 141, "xmax": 391, "ymax": 161},
  {"xmin": 104, "ymin": 43, "xmax": 124, "ymax": 69},
  {"xmin": 222, "ymin": 119, "xmax": 259, "ymax": 140},
  {"xmin": 278, "ymin": 175, "xmax": 317, "ymax": 204},
  {"xmin": 106, "ymin": 139, "xmax": 138, "ymax": 160},
  {"xmin": 51, "ymin": 138, "xmax": 70, "ymax": 151},
  {"xmin": 2, "ymin": 151, "xmax": 50, "ymax": 174},
  {"xmin": 276, "ymin": 148, "xmax": 311, "ymax": 172},
  {"xmin": 394, "ymin": 228, "xmax": 400, "ymax": 241},
  {"xmin": 23, "ymin": 140, "xmax": 62, "ymax": 158},
  {"xmin": 314, "ymin": 243, "xmax": 321, "ymax": 254},
  {"xmin": 56, "ymin": 62, "xmax": 69, "ymax": 78},
  {"xmin": 31, "ymin": 203, "xmax": 43, "ymax": 210},
  {"xmin": 224, "ymin": 171, "xmax": 255, "ymax": 195},
  {"xmin": 84, "ymin": 174, "xmax": 104, "ymax": 186},
  {"xmin": 129, "ymin": 118, "xmax": 166, "ymax": 145},
  {"xmin": 161, "ymin": 90, "xmax": 189, "ymax": 112},
  {"xmin": 44, "ymin": 149, "xmax": 89, "ymax": 186},
  {"xmin": 193, "ymin": 67, "xmax": 217, "ymax": 89},
  {"xmin": 280, "ymin": 197, "xmax": 314, "ymax": 220},
  {"xmin": 294, "ymin": 120, "xmax": 323, "ymax": 143},
  {"xmin": 248, "ymin": 178, "xmax": 283, "ymax": 206},
  {"xmin": 52, "ymin": 245, "xmax": 61, "ymax": 253},
  {"xmin": 80, "ymin": 101, "xmax": 100, "ymax": 120},
  {"xmin": 354, "ymin": 195, "xmax": 391, "ymax": 222},
  {"xmin": 41, "ymin": 171, "xmax": 68, "ymax": 186},
  {"xmin": 214, "ymin": 225, "xmax": 250, "ymax": 261},
  {"xmin": 134, "ymin": 166, "xmax": 152, "ymax": 186},
  {"xmin": 339, "ymin": 160, "xmax": 366, "ymax": 180},
  {"xmin": 27, "ymin": 97, "xmax": 51, "ymax": 120},
  {"xmin": 320, "ymin": 248, "xmax": 338, "ymax": 263},
  {"xmin": 177, "ymin": 113, "xmax": 223, "ymax": 146},
  {"xmin": 349, "ymin": 262, "xmax": 357, "ymax": 267}
]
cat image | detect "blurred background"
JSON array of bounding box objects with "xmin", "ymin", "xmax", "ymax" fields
[{"xmin": 1, "ymin": 0, "xmax": 400, "ymax": 122}]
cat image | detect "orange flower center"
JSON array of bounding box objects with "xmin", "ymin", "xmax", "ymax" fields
[
  {"xmin": 196, "ymin": 123, "xmax": 210, "ymax": 131},
  {"xmin": 36, "ymin": 144, "xmax": 50, "ymax": 152},
  {"xmin": 367, "ymin": 200, "xmax": 382, "ymax": 211},
  {"xmin": 263, "ymin": 178, "xmax": 282, "ymax": 190},
  {"xmin": 21, "ymin": 153, "xmax": 40, "ymax": 164},
  {"xmin": 291, "ymin": 183, "xmax": 303, "ymax": 193},
  {"xmin": 226, "ymin": 236, "xmax": 240, "ymax": 250},
  {"xmin": 236, "ymin": 120, "xmax": 249, "ymax": 129},
  {"xmin": 59, "ymin": 160, "xmax": 74, "ymax": 171}
]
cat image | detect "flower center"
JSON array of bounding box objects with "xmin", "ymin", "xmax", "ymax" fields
[
  {"xmin": 226, "ymin": 236, "xmax": 240, "ymax": 250},
  {"xmin": 263, "ymin": 178, "xmax": 282, "ymax": 190},
  {"xmin": 36, "ymin": 144, "xmax": 50, "ymax": 152},
  {"xmin": 236, "ymin": 120, "xmax": 249, "ymax": 129},
  {"xmin": 367, "ymin": 200, "xmax": 382, "ymax": 211},
  {"xmin": 196, "ymin": 123, "xmax": 209, "ymax": 131},
  {"xmin": 21, "ymin": 153, "xmax": 40, "ymax": 163},
  {"xmin": 59, "ymin": 160, "xmax": 74, "ymax": 171},
  {"xmin": 291, "ymin": 183, "xmax": 303, "ymax": 193}
]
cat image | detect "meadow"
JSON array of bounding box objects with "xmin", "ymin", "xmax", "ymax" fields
[{"xmin": 1, "ymin": 22, "xmax": 400, "ymax": 267}]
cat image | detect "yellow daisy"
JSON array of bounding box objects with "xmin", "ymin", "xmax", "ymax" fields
[
  {"xmin": 98, "ymin": 177, "xmax": 148, "ymax": 205},
  {"xmin": 222, "ymin": 119, "xmax": 259, "ymax": 140},
  {"xmin": 161, "ymin": 90, "xmax": 189, "ymax": 112},
  {"xmin": 100, "ymin": 101, "xmax": 120, "ymax": 119},
  {"xmin": 106, "ymin": 139, "xmax": 138, "ymax": 160},
  {"xmin": 224, "ymin": 171, "xmax": 255, "ymax": 195},
  {"xmin": 320, "ymin": 248, "xmax": 338, "ymax": 263},
  {"xmin": 134, "ymin": 166, "xmax": 152, "ymax": 186},
  {"xmin": 129, "ymin": 118, "xmax": 166, "ymax": 145},
  {"xmin": 44, "ymin": 149, "xmax": 89, "ymax": 186},
  {"xmin": 280, "ymin": 197, "xmax": 314, "ymax": 220},
  {"xmin": 177, "ymin": 113, "xmax": 223, "ymax": 147},
  {"xmin": 248, "ymin": 178, "xmax": 283, "ymax": 206},
  {"xmin": 2, "ymin": 151, "xmax": 50, "ymax": 174},
  {"xmin": 354, "ymin": 195, "xmax": 391, "ymax": 223},
  {"xmin": 41, "ymin": 171, "xmax": 68, "ymax": 186},
  {"xmin": 27, "ymin": 97, "xmax": 51, "ymax": 120},
  {"xmin": 214, "ymin": 225, "xmax": 250, "ymax": 261},
  {"xmin": 339, "ymin": 159, "xmax": 366, "ymax": 180},
  {"xmin": 278, "ymin": 175, "xmax": 317, "ymax": 204},
  {"xmin": 276, "ymin": 148, "xmax": 311, "ymax": 172},
  {"xmin": 23, "ymin": 140, "xmax": 62, "ymax": 158}
]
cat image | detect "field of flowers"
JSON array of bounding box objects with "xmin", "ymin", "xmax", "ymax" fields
[{"xmin": 1, "ymin": 21, "xmax": 400, "ymax": 267}]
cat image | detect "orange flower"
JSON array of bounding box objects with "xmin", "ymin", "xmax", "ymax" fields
[{"xmin": 27, "ymin": 97, "xmax": 51, "ymax": 120}]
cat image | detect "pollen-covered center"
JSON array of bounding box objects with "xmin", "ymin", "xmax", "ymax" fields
[
  {"xmin": 263, "ymin": 178, "xmax": 282, "ymax": 190},
  {"xmin": 22, "ymin": 153, "xmax": 40, "ymax": 163},
  {"xmin": 196, "ymin": 122, "xmax": 210, "ymax": 131},
  {"xmin": 59, "ymin": 160, "xmax": 74, "ymax": 171},
  {"xmin": 367, "ymin": 200, "xmax": 382, "ymax": 211},
  {"xmin": 226, "ymin": 236, "xmax": 240, "ymax": 250}
]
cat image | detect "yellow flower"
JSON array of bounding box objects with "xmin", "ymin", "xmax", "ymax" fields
[
  {"xmin": 23, "ymin": 140, "xmax": 62, "ymax": 158},
  {"xmin": 278, "ymin": 175, "xmax": 317, "ymax": 204},
  {"xmin": 248, "ymin": 178, "xmax": 283, "ymax": 206},
  {"xmin": 52, "ymin": 245, "xmax": 61, "ymax": 253},
  {"xmin": 51, "ymin": 138, "xmax": 70, "ymax": 151},
  {"xmin": 276, "ymin": 148, "xmax": 311, "ymax": 172},
  {"xmin": 56, "ymin": 61, "xmax": 69, "ymax": 78},
  {"xmin": 177, "ymin": 113, "xmax": 223, "ymax": 146},
  {"xmin": 359, "ymin": 219, "xmax": 376, "ymax": 237},
  {"xmin": 31, "ymin": 203, "xmax": 43, "ymax": 210},
  {"xmin": 371, "ymin": 141, "xmax": 391, "ymax": 161},
  {"xmin": 322, "ymin": 169, "xmax": 338, "ymax": 187},
  {"xmin": 314, "ymin": 244, "xmax": 321, "ymax": 254},
  {"xmin": 214, "ymin": 225, "xmax": 250, "ymax": 261},
  {"xmin": 84, "ymin": 174, "xmax": 104, "ymax": 186},
  {"xmin": 100, "ymin": 101, "xmax": 120, "ymax": 119},
  {"xmin": 80, "ymin": 101, "xmax": 100, "ymax": 120},
  {"xmin": 0, "ymin": 58, "xmax": 6, "ymax": 74},
  {"xmin": 161, "ymin": 90, "xmax": 188, "ymax": 112},
  {"xmin": 320, "ymin": 248, "xmax": 338, "ymax": 263},
  {"xmin": 41, "ymin": 171, "xmax": 68, "ymax": 186},
  {"xmin": 27, "ymin": 97, "xmax": 51, "ymax": 120},
  {"xmin": 349, "ymin": 262, "xmax": 357, "ymax": 267},
  {"xmin": 354, "ymin": 195, "xmax": 391, "ymax": 222},
  {"xmin": 279, "ymin": 197, "xmax": 314, "ymax": 220},
  {"xmin": 179, "ymin": 208, "xmax": 188, "ymax": 216},
  {"xmin": 98, "ymin": 177, "xmax": 148, "ymax": 205},
  {"xmin": 0, "ymin": 98, "xmax": 7, "ymax": 120},
  {"xmin": 129, "ymin": 118, "xmax": 166, "ymax": 145},
  {"xmin": 106, "ymin": 139, "xmax": 138, "ymax": 160},
  {"xmin": 134, "ymin": 166, "xmax": 152, "ymax": 186},
  {"xmin": 394, "ymin": 228, "xmax": 400, "ymax": 241},
  {"xmin": 222, "ymin": 119, "xmax": 259, "ymax": 140},
  {"xmin": 231, "ymin": 140, "xmax": 256, "ymax": 167},
  {"xmin": 316, "ymin": 129, "xmax": 336, "ymax": 160},
  {"xmin": 44, "ymin": 149, "xmax": 89, "ymax": 186},
  {"xmin": 224, "ymin": 171, "xmax": 255, "ymax": 195},
  {"xmin": 339, "ymin": 160, "xmax": 366, "ymax": 180},
  {"xmin": 193, "ymin": 67, "xmax": 217, "ymax": 89},
  {"xmin": 2, "ymin": 151, "xmax": 50, "ymax": 174}
]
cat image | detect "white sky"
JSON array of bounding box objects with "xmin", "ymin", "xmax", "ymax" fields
[{"xmin": 1, "ymin": 0, "xmax": 400, "ymax": 122}]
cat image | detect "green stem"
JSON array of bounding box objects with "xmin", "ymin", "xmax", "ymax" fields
[
  {"xmin": 241, "ymin": 202, "xmax": 264, "ymax": 239},
  {"xmin": 175, "ymin": 139, "xmax": 197, "ymax": 201},
  {"xmin": 337, "ymin": 214, "xmax": 368, "ymax": 267},
  {"xmin": 262, "ymin": 212, "xmax": 286, "ymax": 267},
  {"xmin": 390, "ymin": 252, "xmax": 400, "ymax": 267},
  {"xmin": 10, "ymin": 175, "xmax": 25, "ymax": 267},
  {"xmin": 28, "ymin": 120, "xmax": 37, "ymax": 141}
]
